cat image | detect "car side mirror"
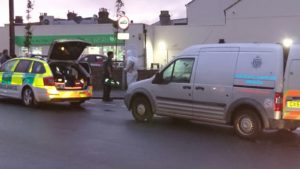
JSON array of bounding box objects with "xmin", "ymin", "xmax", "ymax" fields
[{"xmin": 152, "ymin": 72, "xmax": 163, "ymax": 84}]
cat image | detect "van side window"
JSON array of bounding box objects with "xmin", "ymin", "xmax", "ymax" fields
[
  {"xmin": 162, "ymin": 58, "xmax": 195, "ymax": 83},
  {"xmin": 15, "ymin": 60, "xmax": 32, "ymax": 73},
  {"xmin": 162, "ymin": 62, "xmax": 174, "ymax": 81},
  {"xmin": 0, "ymin": 60, "xmax": 18, "ymax": 72},
  {"xmin": 31, "ymin": 61, "xmax": 46, "ymax": 74}
]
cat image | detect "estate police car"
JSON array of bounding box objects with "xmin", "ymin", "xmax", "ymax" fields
[{"xmin": 0, "ymin": 40, "xmax": 93, "ymax": 106}]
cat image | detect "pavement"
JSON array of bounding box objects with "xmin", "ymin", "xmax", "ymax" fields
[{"xmin": 92, "ymin": 89, "xmax": 126, "ymax": 99}]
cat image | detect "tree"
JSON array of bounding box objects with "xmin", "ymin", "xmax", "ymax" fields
[
  {"xmin": 24, "ymin": 0, "xmax": 34, "ymax": 54},
  {"xmin": 115, "ymin": 0, "xmax": 125, "ymax": 17}
]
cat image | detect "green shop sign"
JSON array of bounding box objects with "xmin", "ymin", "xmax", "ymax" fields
[{"xmin": 15, "ymin": 34, "xmax": 125, "ymax": 46}]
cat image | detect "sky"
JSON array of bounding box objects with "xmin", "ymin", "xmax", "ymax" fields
[{"xmin": 0, "ymin": 0, "xmax": 191, "ymax": 26}]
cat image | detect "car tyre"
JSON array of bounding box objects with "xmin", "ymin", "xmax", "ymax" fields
[
  {"xmin": 132, "ymin": 96, "xmax": 153, "ymax": 122},
  {"xmin": 233, "ymin": 108, "xmax": 262, "ymax": 139},
  {"xmin": 22, "ymin": 87, "xmax": 38, "ymax": 107}
]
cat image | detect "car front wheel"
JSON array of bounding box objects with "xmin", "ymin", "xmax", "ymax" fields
[{"xmin": 132, "ymin": 96, "xmax": 153, "ymax": 122}]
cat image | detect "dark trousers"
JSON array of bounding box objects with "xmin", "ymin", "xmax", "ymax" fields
[{"xmin": 103, "ymin": 83, "xmax": 112, "ymax": 101}]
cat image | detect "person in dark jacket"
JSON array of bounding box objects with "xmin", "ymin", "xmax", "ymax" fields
[
  {"xmin": 102, "ymin": 51, "xmax": 114, "ymax": 102},
  {"xmin": 0, "ymin": 49, "xmax": 10, "ymax": 65}
]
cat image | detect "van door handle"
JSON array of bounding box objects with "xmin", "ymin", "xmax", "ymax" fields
[
  {"xmin": 195, "ymin": 86, "xmax": 205, "ymax": 91},
  {"xmin": 183, "ymin": 86, "xmax": 191, "ymax": 90}
]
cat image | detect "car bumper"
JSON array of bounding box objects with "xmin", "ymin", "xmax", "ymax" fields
[{"xmin": 34, "ymin": 86, "xmax": 93, "ymax": 102}]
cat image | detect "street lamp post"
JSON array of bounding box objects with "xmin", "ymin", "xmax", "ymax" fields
[{"xmin": 9, "ymin": 0, "xmax": 15, "ymax": 57}]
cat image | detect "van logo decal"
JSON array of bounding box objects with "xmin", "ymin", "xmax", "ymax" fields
[
  {"xmin": 234, "ymin": 74, "xmax": 277, "ymax": 81},
  {"xmin": 252, "ymin": 56, "xmax": 262, "ymax": 68}
]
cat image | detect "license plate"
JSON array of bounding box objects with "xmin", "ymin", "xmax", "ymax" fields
[{"xmin": 287, "ymin": 101, "xmax": 300, "ymax": 108}]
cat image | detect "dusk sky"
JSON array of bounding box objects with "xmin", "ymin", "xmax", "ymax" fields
[{"xmin": 0, "ymin": 0, "xmax": 191, "ymax": 26}]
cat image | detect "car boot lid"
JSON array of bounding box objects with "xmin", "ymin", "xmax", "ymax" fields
[{"xmin": 48, "ymin": 39, "xmax": 91, "ymax": 61}]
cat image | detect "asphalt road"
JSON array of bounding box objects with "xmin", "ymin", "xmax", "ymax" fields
[{"xmin": 0, "ymin": 98, "xmax": 300, "ymax": 169}]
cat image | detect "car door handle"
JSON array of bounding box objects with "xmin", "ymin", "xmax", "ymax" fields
[
  {"xmin": 195, "ymin": 86, "xmax": 205, "ymax": 91},
  {"xmin": 183, "ymin": 86, "xmax": 191, "ymax": 90}
]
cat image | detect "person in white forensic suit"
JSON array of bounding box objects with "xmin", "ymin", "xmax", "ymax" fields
[{"xmin": 124, "ymin": 50, "xmax": 138, "ymax": 87}]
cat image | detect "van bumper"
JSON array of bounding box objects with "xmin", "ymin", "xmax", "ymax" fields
[{"xmin": 269, "ymin": 119, "xmax": 300, "ymax": 129}]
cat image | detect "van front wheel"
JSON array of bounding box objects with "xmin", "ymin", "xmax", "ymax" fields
[
  {"xmin": 132, "ymin": 96, "xmax": 153, "ymax": 122},
  {"xmin": 233, "ymin": 109, "xmax": 262, "ymax": 139}
]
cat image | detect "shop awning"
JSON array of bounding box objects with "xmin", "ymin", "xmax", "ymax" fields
[{"xmin": 15, "ymin": 34, "xmax": 125, "ymax": 46}]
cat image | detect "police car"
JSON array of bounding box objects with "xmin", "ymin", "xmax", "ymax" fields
[{"xmin": 0, "ymin": 40, "xmax": 93, "ymax": 106}]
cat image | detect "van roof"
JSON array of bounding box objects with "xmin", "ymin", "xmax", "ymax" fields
[{"xmin": 178, "ymin": 43, "xmax": 283, "ymax": 56}]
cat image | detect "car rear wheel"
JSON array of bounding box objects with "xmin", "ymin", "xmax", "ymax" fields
[
  {"xmin": 233, "ymin": 108, "xmax": 262, "ymax": 139},
  {"xmin": 22, "ymin": 88, "xmax": 38, "ymax": 107},
  {"xmin": 132, "ymin": 96, "xmax": 153, "ymax": 122}
]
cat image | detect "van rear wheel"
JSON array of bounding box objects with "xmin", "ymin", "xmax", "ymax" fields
[
  {"xmin": 233, "ymin": 108, "xmax": 262, "ymax": 139},
  {"xmin": 132, "ymin": 96, "xmax": 153, "ymax": 122}
]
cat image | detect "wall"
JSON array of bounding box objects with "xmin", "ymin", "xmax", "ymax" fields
[
  {"xmin": 226, "ymin": 0, "xmax": 300, "ymax": 19},
  {"xmin": 187, "ymin": 0, "xmax": 236, "ymax": 26},
  {"xmin": 125, "ymin": 24, "xmax": 146, "ymax": 69},
  {"xmin": 0, "ymin": 26, "xmax": 9, "ymax": 51},
  {"xmin": 151, "ymin": 0, "xmax": 300, "ymax": 68}
]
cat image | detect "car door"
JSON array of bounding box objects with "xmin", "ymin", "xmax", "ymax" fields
[
  {"xmin": 11, "ymin": 59, "xmax": 33, "ymax": 98},
  {"xmin": 192, "ymin": 48, "xmax": 239, "ymax": 123},
  {"xmin": 151, "ymin": 57, "xmax": 196, "ymax": 117},
  {"xmin": 0, "ymin": 59, "xmax": 19, "ymax": 97}
]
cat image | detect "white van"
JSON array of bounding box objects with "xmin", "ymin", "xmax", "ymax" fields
[{"xmin": 124, "ymin": 43, "xmax": 300, "ymax": 139}]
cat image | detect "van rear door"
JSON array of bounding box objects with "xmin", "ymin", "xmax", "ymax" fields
[
  {"xmin": 283, "ymin": 45, "xmax": 300, "ymax": 120},
  {"xmin": 192, "ymin": 47, "xmax": 239, "ymax": 123}
]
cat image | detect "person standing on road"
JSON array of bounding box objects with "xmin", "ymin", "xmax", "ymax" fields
[
  {"xmin": 102, "ymin": 51, "xmax": 114, "ymax": 102},
  {"xmin": 124, "ymin": 49, "xmax": 138, "ymax": 87}
]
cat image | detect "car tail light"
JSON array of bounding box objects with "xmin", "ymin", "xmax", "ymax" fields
[
  {"xmin": 43, "ymin": 77, "xmax": 55, "ymax": 86},
  {"xmin": 274, "ymin": 92, "xmax": 283, "ymax": 112}
]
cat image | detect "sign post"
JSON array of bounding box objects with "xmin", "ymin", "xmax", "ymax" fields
[{"xmin": 118, "ymin": 16, "xmax": 130, "ymax": 89}]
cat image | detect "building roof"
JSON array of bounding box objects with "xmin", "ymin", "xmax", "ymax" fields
[
  {"xmin": 186, "ymin": 0, "xmax": 196, "ymax": 7},
  {"xmin": 152, "ymin": 18, "xmax": 188, "ymax": 26}
]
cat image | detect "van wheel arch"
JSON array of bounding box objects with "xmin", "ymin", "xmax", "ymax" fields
[
  {"xmin": 227, "ymin": 99, "xmax": 269, "ymax": 128},
  {"xmin": 230, "ymin": 105, "xmax": 263, "ymax": 127}
]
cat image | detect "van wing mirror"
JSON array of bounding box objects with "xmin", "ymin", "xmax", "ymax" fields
[{"xmin": 152, "ymin": 72, "xmax": 163, "ymax": 84}]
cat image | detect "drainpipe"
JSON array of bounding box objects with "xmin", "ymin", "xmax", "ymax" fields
[{"xmin": 143, "ymin": 24, "xmax": 147, "ymax": 69}]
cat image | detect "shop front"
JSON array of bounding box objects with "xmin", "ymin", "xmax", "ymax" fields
[{"xmin": 15, "ymin": 34, "xmax": 125, "ymax": 60}]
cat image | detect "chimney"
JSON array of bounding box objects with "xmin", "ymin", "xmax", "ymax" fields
[
  {"xmin": 98, "ymin": 8, "xmax": 110, "ymax": 23},
  {"xmin": 159, "ymin": 11, "xmax": 171, "ymax": 25},
  {"xmin": 15, "ymin": 16, "xmax": 23, "ymax": 24},
  {"xmin": 67, "ymin": 11, "xmax": 77, "ymax": 20}
]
